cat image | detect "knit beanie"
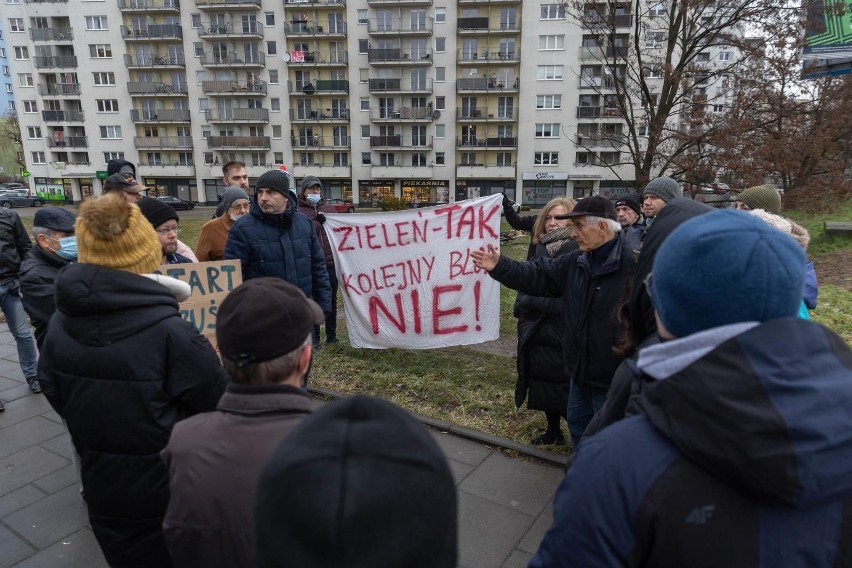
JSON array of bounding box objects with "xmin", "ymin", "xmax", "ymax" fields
[
  {"xmin": 255, "ymin": 170, "xmax": 290, "ymax": 197},
  {"xmin": 642, "ymin": 176, "xmax": 682, "ymax": 203},
  {"xmin": 137, "ymin": 197, "xmax": 179, "ymax": 229},
  {"xmin": 75, "ymin": 193, "xmax": 163, "ymax": 274},
  {"xmin": 214, "ymin": 186, "xmax": 250, "ymax": 218},
  {"xmin": 297, "ymin": 175, "xmax": 322, "ymax": 196},
  {"xmin": 614, "ymin": 192, "xmax": 642, "ymax": 216},
  {"xmin": 650, "ymin": 210, "xmax": 804, "ymax": 338},
  {"xmin": 736, "ymin": 184, "xmax": 781, "ymax": 214},
  {"xmin": 255, "ymin": 395, "xmax": 458, "ymax": 568}
]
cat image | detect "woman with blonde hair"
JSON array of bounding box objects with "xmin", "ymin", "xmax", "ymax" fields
[{"xmin": 513, "ymin": 197, "xmax": 578, "ymax": 445}]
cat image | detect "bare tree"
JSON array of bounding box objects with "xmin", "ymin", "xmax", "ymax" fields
[
  {"xmin": 0, "ymin": 111, "xmax": 26, "ymax": 178},
  {"xmin": 564, "ymin": 0, "xmax": 803, "ymax": 189}
]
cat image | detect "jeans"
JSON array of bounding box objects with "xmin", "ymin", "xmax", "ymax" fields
[
  {"xmin": 567, "ymin": 381, "xmax": 608, "ymax": 449},
  {"xmin": 0, "ymin": 279, "xmax": 38, "ymax": 380}
]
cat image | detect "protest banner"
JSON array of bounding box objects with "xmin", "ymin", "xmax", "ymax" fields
[
  {"xmin": 155, "ymin": 260, "xmax": 242, "ymax": 349},
  {"xmin": 324, "ymin": 194, "xmax": 503, "ymax": 349}
]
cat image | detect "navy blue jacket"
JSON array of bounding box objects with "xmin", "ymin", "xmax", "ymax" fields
[
  {"xmin": 531, "ymin": 318, "xmax": 852, "ymax": 567},
  {"xmin": 224, "ymin": 191, "xmax": 331, "ymax": 312}
]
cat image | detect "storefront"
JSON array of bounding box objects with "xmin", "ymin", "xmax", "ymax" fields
[
  {"xmin": 33, "ymin": 177, "xmax": 72, "ymax": 203},
  {"xmin": 598, "ymin": 179, "xmax": 635, "ymax": 199},
  {"xmin": 455, "ymin": 179, "xmax": 515, "ymax": 202},
  {"xmin": 521, "ymin": 172, "xmax": 569, "ymax": 207},
  {"xmin": 327, "ymin": 179, "xmax": 353, "ymax": 202},
  {"xmin": 401, "ymin": 179, "xmax": 449, "ymax": 207},
  {"xmin": 143, "ymin": 178, "xmax": 197, "ymax": 203},
  {"xmin": 358, "ymin": 179, "xmax": 395, "ymax": 208}
]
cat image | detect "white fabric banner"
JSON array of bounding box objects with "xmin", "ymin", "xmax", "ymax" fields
[{"xmin": 324, "ymin": 194, "xmax": 503, "ymax": 349}]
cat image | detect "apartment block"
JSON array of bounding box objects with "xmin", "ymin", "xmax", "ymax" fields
[{"xmin": 4, "ymin": 0, "xmax": 735, "ymax": 205}]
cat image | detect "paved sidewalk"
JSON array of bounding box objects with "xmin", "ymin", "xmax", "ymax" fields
[{"xmin": 0, "ymin": 325, "xmax": 565, "ymax": 568}]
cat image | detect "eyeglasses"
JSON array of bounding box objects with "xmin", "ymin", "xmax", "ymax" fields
[
  {"xmin": 156, "ymin": 225, "xmax": 181, "ymax": 235},
  {"xmin": 229, "ymin": 202, "xmax": 250, "ymax": 211}
]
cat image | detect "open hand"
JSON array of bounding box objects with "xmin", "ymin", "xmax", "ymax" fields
[{"xmin": 470, "ymin": 244, "xmax": 500, "ymax": 272}]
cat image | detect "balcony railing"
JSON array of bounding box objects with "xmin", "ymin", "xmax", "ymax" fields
[
  {"xmin": 42, "ymin": 110, "xmax": 85, "ymax": 122},
  {"xmin": 367, "ymin": 18, "xmax": 433, "ymax": 33},
  {"xmin": 457, "ymin": 107, "xmax": 518, "ymax": 119},
  {"xmin": 457, "ymin": 137, "xmax": 517, "ymax": 148},
  {"xmin": 30, "ymin": 28, "xmax": 73, "ymax": 41},
  {"xmin": 197, "ymin": 0, "xmax": 261, "ymax": 8},
  {"xmin": 283, "ymin": 21, "xmax": 347, "ymax": 34},
  {"xmin": 367, "ymin": 0, "xmax": 432, "ymax": 5},
  {"xmin": 457, "ymin": 48, "xmax": 519, "ymax": 63},
  {"xmin": 207, "ymin": 135, "xmax": 271, "ymax": 149},
  {"xmin": 455, "ymin": 77, "xmax": 518, "ymax": 91},
  {"xmin": 204, "ymin": 108, "xmax": 270, "ymax": 121},
  {"xmin": 367, "ymin": 78, "xmax": 432, "ymax": 93},
  {"xmin": 289, "ymin": 108, "xmax": 350, "ymax": 120},
  {"xmin": 201, "ymin": 80, "xmax": 268, "ymax": 94},
  {"xmin": 118, "ymin": 0, "xmax": 180, "ymax": 10},
  {"xmin": 45, "ymin": 136, "xmax": 88, "ymax": 148},
  {"xmin": 25, "ymin": 0, "xmax": 68, "ymax": 3},
  {"xmin": 457, "ymin": 16, "xmax": 519, "ymax": 32},
  {"xmin": 124, "ymin": 53, "xmax": 186, "ymax": 67},
  {"xmin": 373, "ymin": 106, "xmax": 433, "ymax": 120},
  {"xmin": 576, "ymin": 106, "xmax": 601, "ymax": 118},
  {"xmin": 134, "ymin": 136, "xmax": 194, "ymax": 148},
  {"xmin": 199, "ymin": 22, "xmax": 263, "ymax": 38},
  {"xmin": 33, "ymin": 56, "xmax": 78, "ymax": 68},
  {"xmin": 130, "ymin": 109, "xmax": 192, "ymax": 122},
  {"xmin": 370, "ymin": 135, "xmax": 433, "ymax": 148},
  {"xmin": 288, "ymin": 80, "xmax": 349, "ymax": 94},
  {"xmin": 291, "ymin": 136, "xmax": 351, "ymax": 148},
  {"xmin": 368, "ymin": 48, "xmax": 433, "ymax": 63},
  {"xmin": 286, "ymin": 51, "xmax": 349, "ymax": 65},
  {"xmin": 127, "ymin": 82, "xmax": 189, "ymax": 95},
  {"xmin": 284, "ymin": 0, "xmax": 346, "ymax": 6},
  {"xmin": 38, "ymin": 83, "xmax": 81, "ymax": 96},
  {"xmin": 198, "ymin": 52, "xmax": 265, "ymax": 66},
  {"xmin": 120, "ymin": 25, "xmax": 183, "ymax": 40}
]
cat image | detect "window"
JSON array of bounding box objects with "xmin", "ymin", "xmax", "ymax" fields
[
  {"xmin": 93, "ymin": 72, "xmax": 115, "ymax": 85},
  {"xmin": 8, "ymin": 101, "xmax": 14, "ymax": 110},
  {"xmin": 89, "ymin": 44, "xmax": 112, "ymax": 58},
  {"xmin": 13, "ymin": 46, "xmax": 28, "ymax": 60},
  {"xmin": 27, "ymin": 126, "xmax": 41, "ymax": 139},
  {"xmin": 719, "ymin": 51, "xmax": 731, "ymax": 61},
  {"xmin": 360, "ymin": 125, "xmax": 369, "ymax": 138},
  {"xmin": 191, "ymin": 14, "xmax": 201, "ymax": 28},
  {"xmin": 97, "ymin": 99, "xmax": 119, "ymax": 112},
  {"xmin": 359, "ymin": 68, "xmax": 369, "ymax": 82},
  {"xmin": 713, "ymin": 104, "xmax": 724, "ymax": 113},
  {"xmin": 539, "ymin": 35, "xmax": 565, "ymax": 50},
  {"xmin": 100, "ymin": 126, "xmax": 122, "ymax": 139},
  {"xmin": 575, "ymin": 151, "xmax": 595, "ymax": 165},
  {"xmin": 194, "ymin": 42, "xmax": 203, "ymax": 57},
  {"xmin": 599, "ymin": 151, "xmax": 619, "ymax": 165},
  {"xmin": 268, "ymin": 69, "xmax": 278, "ymax": 84},
  {"xmin": 435, "ymin": 152, "xmax": 445, "ymax": 165},
  {"xmin": 540, "ymin": 4, "xmax": 566, "ymax": 19},
  {"xmin": 8, "ymin": 18, "xmax": 24, "ymax": 32},
  {"xmin": 361, "ymin": 152, "xmax": 371, "ymax": 165},
  {"xmin": 85, "ymin": 16, "xmax": 108, "ymax": 30},
  {"xmin": 270, "ymin": 98, "xmax": 280, "ymax": 111},
  {"xmin": 536, "ymin": 123, "xmax": 560, "ymax": 137},
  {"xmin": 177, "ymin": 152, "xmax": 193, "ymax": 166},
  {"xmin": 0, "ymin": 48, "xmax": 5, "ymax": 57},
  {"xmin": 435, "ymin": 96, "xmax": 445, "ymax": 110},
  {"xmin": 4, "ymin": 83, "xmax": 11, "ymax": 93},
  {"xmin": 645, "ymin": 32, "xmax": 665, "ymax": 48},
  {"xmin": 649, "ymin": 3, "xmax": 666, "ymax": 16},
  {"xmin": 537, "ymin": 65, "xmax": 563, "ymax": 80},
  {"xmin": 22, "ymin": 100, "xmax": 37, "ymax": 113},
  {"xmin": 435, "ymin": 124, "xmax": 445, "ymax": 138},
  {"xmin": 251, "ymin": 153, "xmax": 265, "ymax": 167},
  {"xmin": 273, "ymin": 152, "xmax": 284, "ymax": 164},
  {"xmin": 644, "ymin": 66, "xmax": 661, "ymax": 79},
  {"xmin": 265, "ymin": 12, "xmax": 275, "ymax": 26},
  {"xmin": 434, "ymin": 7, "xmax": 446, "ymax": 23},
  {"xmin": 333, "ymin": 152, "xmax": 348, "ymax": 166},
  {"xmin": 32, "ymin": 151, "xmax": 46, "ymax": 164},
  {"xmin": 1, "ymin": 66, "xmax": 7, "ymax": 76},
  {"xmin": 536, "ymin": 95, "xmax": 562, "ymax": 109},
  {"xmin": 534, "ymin": 152, "xmax": 559, "ymax": 165},
  {"xmin": 357, "ymin": 9, "xmax": 368, "ymax": 24},
  {"xmin": 697, "ymin": 51, "xmax": 710, "ymax": 62},
  {"xmin": 267, "ymin": 41, "xmax": 276, "ymax": 55},
  {"xmin": 272, "ymin": 125, "xmax": 282, "ymax": 138},
  {"xmin": 435, "ymin": 67, "xmax": 445, "ymax": 82},
  {"xmin": 360, "ymin": 99, "xmax": 369, "ymax": 111},
  {"xmin": 104, "ymin": 151, "xmax": 125, "ymax": 163},
  {"xmin": 435, "ymin": 37, "xmax": 446, "ymax": 52}
]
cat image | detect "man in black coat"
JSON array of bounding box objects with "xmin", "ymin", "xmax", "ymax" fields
[
  {"xmin": 20, "ymin": 207, "xmax": 77, "ymax": 350},
  {"xmin": 472, "ymin": 196, "xmax": 635, "ymax": 447}
]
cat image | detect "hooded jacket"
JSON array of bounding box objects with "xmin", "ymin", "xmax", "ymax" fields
[
  {"xmin": 37, "ymin": 263, "xmax": 228, "ymax": 568},
  {"xmin": 224, "ymin": 190, "xmax": 331, "ymax": 312},
  {"xmin": 19, "ymin": 245, "xmax": 70, "ymax": 348},
  {"xmin": 531, "ymin": 318, "xmax": 852, "ymax": 567},
  {"xmin": 0, "ymin": 208, "xmax": 32, "ymax": 282},
  {"xmin": 295, "ymin": 176, "xmax": 337, "ymax": 268}
]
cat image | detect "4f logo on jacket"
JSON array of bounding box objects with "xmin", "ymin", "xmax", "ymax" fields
[{"xmin": 685, "ymin": 505, "xmax": 715, "ymax": 524}]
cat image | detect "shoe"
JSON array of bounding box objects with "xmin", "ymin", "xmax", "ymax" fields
[
  {"xmin": 531, "ymin": 431, "xmax": 566, "ymax": 446},
  {"xmin": 326, "ymin": 337, "xmax": 338, "ymax": 345},
  {"xmin": 26, "ymin": 377, "xmax": 42, "ymax": 394}
]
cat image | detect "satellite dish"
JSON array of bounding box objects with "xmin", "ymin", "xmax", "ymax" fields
[
  {"xmin": 432, "ymin": 110, "xmax": 441, "ymax": 119},
  {"xmin": 282, "ymin": 52, "xmax": 291, "ymax": 62}
]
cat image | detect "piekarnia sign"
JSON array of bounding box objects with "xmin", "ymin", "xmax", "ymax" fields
[{"xmin": 324, "ymin": 194, "xmax": 503, "ymax": 349}]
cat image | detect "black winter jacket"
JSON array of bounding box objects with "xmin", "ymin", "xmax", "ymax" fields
[
  {"xmin": 0, "ymin": 209, "xmax": 32, "ymax": 282},
  {"xmin": 491, "ymin": 233, "xmax": 634, "ymax": 389},
  {"xmin": 38, "ymin": 263, "xmax": 228, "ymax": 568},
  {"xmin": 19, "ymin": 246, "xmax": 70, "ymax": 348}
]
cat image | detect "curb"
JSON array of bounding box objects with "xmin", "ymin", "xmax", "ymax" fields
[{"xmin": 308, "ymin": 386, "xmax": 569, "ymax": 468}]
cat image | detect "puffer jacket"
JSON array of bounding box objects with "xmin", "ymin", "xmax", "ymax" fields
[
  {"xmin": 19, "ymin": 246, "xmax": 70, "ymax": 348},
  {"xmin": 0, "ymin": 208, "xmax": 32, "ymax": 282},
  {"xmin": 37, "ymin": 263, "xmax": 228, "ymax": 568},
  {"xmin": 225, "ymin": 191, "xmax": 331, "ymax": 311},
  {"xmin": 296, "ymin": 195, "xmax": 337, "ymax": 268}
]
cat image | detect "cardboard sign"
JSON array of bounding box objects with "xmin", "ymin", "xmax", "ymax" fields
[
  {"xmin": 324, "ymin": 194, "xmax": 503, "ymax": 349},
  {"xmin": 155, "ymin": 260, "xmax": 242, "ymax": 348}
]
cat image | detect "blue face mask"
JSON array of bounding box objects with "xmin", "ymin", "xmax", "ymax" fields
[
  {"xmin": 53, "ymin": 236, "xmax": 78, "ymax": 260},
  {"xmin": 305, "ymin": 194, "xmax": 321, "ymax": 205}
]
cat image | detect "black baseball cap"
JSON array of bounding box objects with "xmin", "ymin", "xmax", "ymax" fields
[{"xmin": 33, "ymin": 207, "xmax": 77, "ymax": 233}]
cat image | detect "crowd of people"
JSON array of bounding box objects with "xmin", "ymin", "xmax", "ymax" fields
[{"xmin": 0, "ymin": 165, "xmax": 849, "ymax": 567}]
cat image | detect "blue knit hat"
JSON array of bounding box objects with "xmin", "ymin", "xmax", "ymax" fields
[{"xmin": 650, "ymin": 210, "xmax": 805, "ymax": 338}]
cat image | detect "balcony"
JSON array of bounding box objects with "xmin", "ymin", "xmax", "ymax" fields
[
  {"xmin": 370, "ymin": 135, "xmax": 433, "ymax": 149},
  {"xmin": 33, "ymin": 56, "xmax": 78, "ymax": 69},
  {"xmin": 367, "ymin": 78, "xmax": 432, "ymax": 94},
  {"xmin": 457, "ymin": 48, "xmax": 520, "ymax": 64},
  {"xmin": 25, "ymin": 0, "xmax": 68, "ymax": 2},
  {"xmin": 456, "ymin": 164, "xmax": 516, "ymax": 179},
  {"xmin": 196, "ymin": 0, "xmax": 261, "ymax": 9},
  {"xmin": 130, "ymin": 108, "xmax": 192, "ymax": 122},
  {"xmin": 199, "ymin": 51, "xmax": 265, "ymax": 68},
  {"xmin": 576, "ymin": 134, "xmax": 626, "ymax": 148},
  {"xmin": 583, "ymin": 13, "xmax": 633, "ymax": 28},
  {"xmin": 204, "ymin": 108, "xmax": 270, "ymax": 122},
  {"xmin": 457, "ymin": 137, "xmax": 517, "ymax": 149},
  {"xmin": 367, "ymin": 0, "xmax": 431, "ymax": 5},
  {"xmin": 30, "ymin": 28, "xmax": 73, "ymax": 42},
  {"xmin": 127, "ymin": 82, "xmax": 189, "ymax": 95},
  {"xmin": 291, "ymin": 136, "xmax": 350, "ymax": 149},
  {"xmin": 290, "ymin": 163, "xmax": 351, "ymax": 179},
  {"xmin": 283, "ymin": 0, "xmax": 346, "ymax": 7},
  {"xmin": 134, "ymin": 136, "xmax": 194, "ymax": 149},
  {"xmin": 367, "ymin": 18, "xmax": 433, "ymax": 35},
  {"xmin": 124, "ymin": 53, "xmax": 186, "ymax": 68},
  {"xmin": 457, "ymin": 107, "xmax": 518, "ymax": 120},
  {"xmin": 283, "ymin": 21, "xmax": 347, "ymax": 35},
  {"xmin": 288, "ymin": 79, "xmax": 349, "ymax": 94},
  {"xmin": 201, "ymin": 80, "xmax": 267, "ymax": 94},
  {"xmin": 368, "ymin": 48, "xmax": 433, "ymax": 64},
  {"xmin": 198, "ymin": 22, "xmax": 263, "ymax": 39},
  {"xmin": 42, "ymin": 110, "xmax": 85, "ymax": 122},
  {"xmin": 45, "ymin": 136, "xmax": 88, "ymax": 148},
  {"xmin": 576, "ymin": 106, "xmax": 601, "ymax": 118},
  {"xmin": 289, "ymin": 108, "xmax": 350, "ymax": 121},
  {"xmin": 208, "ymin": 136, "xmax": 271, "ymax": 149},
  {"xmin": 120, "ymin": 25, "xmax": 183, "ymax": 40},
  {"xmin": 118, "ymin": 0, "xmax": 181, "ymax": 12},
  {"xmin": 138, "ymin": 162, "xmax": 197, "ymax": 177},
  {"xmin": 371, "ymin": 165, "xmax": 432, "ymax": 178},
  {"xmin": 455, "ymin": 77, "xmax": 519, "ymax": 92},
  {"xmin": 457, "ymin": 16, "xmax": 519, "ymax": 33},
  {"xmin": 458, "ymin": 0, "xmax": 520, "ymax": 4},
  {"xmin": 372, "ymin": 106, "xmax": 434, "ymax": 121},
  {"xmin": 579, "ymin": 76, "xmax": 621, "ymax": 89},
  {"xmin": 38, "ymin": 83, "xmax": 81, "ymax": 96},
  {"xmin": 286, "ymin": 50, "xmax": 348, "ymax": 66}
]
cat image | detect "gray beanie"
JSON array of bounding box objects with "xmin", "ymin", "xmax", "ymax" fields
[
  {"xmin": 255, "ymin": 170, "xmax": 291, "ymax": 197},
  {"xmin": 214, "ymin": 186, "xmax": 250, "ymax": 218},
  {"xmin": 642, "ymin": 177, "xmax": 682, "ymax": 203},
  {"xmin": 298, "ymin": 175, "xmax": 322, "ymax": 195}
]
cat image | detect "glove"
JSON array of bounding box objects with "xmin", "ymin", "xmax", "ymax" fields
[{"xmin": 316, "ymin": 213, "xmax": 326, "ymax": 225}]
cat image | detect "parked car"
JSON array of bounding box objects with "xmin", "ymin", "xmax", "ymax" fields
[
  {"xmin": 0, "ymin": 183, "xmax": 27, "ymax": 193},
  {"xmin": 326, "ymin": 198, "xmax": 355, "ymax": 213},
  {"xmin": 0, "ymin": 191, "xmax": 43, "ymax": 208},
  {"xmin": 156, "ymin": 195, "xmax": 195, "ymax": 211}
]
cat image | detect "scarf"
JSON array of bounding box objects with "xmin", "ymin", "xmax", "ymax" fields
[{"xmin": 539, "ymin": 227, "xmax": 573, "ymax": 257}]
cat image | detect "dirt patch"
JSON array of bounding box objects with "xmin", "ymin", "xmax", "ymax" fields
[
  {"xmin": 467, "ymin": 335, "xmax": 517, "ymax": 358},
  {"xmin": 814, "ymin": 249, "xmax": 852, "ymax": 290}
]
